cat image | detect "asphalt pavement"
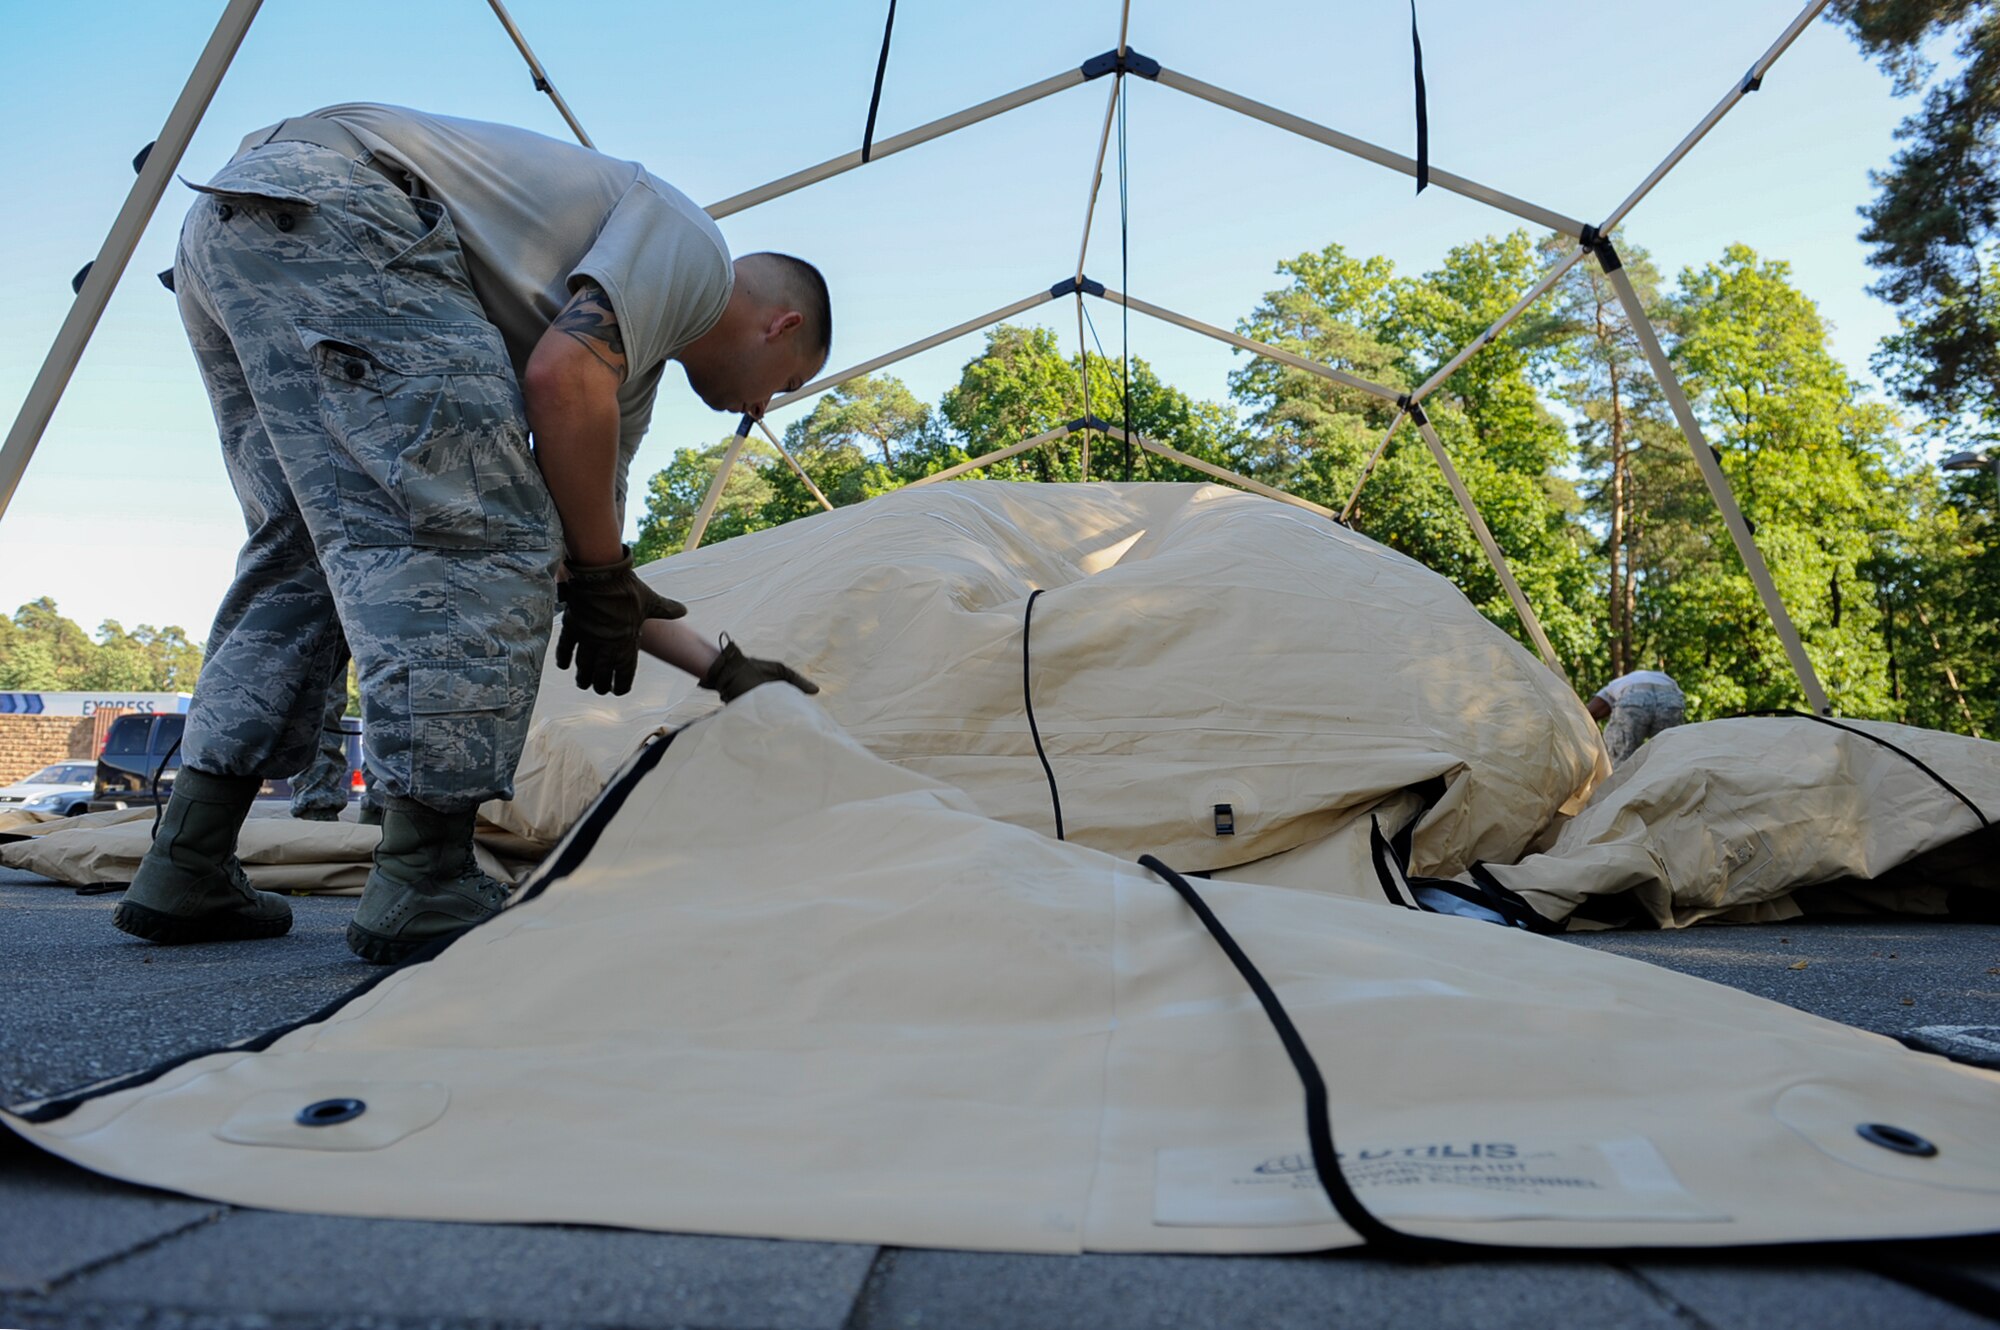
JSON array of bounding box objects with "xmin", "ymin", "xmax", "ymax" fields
[{"xmin": 2, "ymin": 868, "xmax": 1996, "ymax": 1330}]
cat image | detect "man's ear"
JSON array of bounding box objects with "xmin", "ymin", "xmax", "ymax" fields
[{"xmin": 763, "ymin": 309, "xmax": 804, "ymax": 343}]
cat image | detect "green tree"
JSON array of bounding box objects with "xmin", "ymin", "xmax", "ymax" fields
[
  {"xmin": 1534, "ymin": 231, "xmax": 1695, "ymax": 682},
  {"xmin": 938, "ymin": 324, "xmax": 1237, "ymax": 484},
  {"xmin": 9, "ymin": 597, "xmax": 96, "ymax": 687},
  {"xmin": 631, "ymin": 434, "xmax": 779, "ymax": 563},
  {"xmin": 1665, "ymin": 245, "xmax": 1910, "ymax": 716},
  {"xmin": 762, "ymin": 376, "xmax": 947, "ymax": 525},
  {"xmin": 1231, "ymin": 236, "xmax": 1599, "ymax": 668},
  {"xmin": 0, "ymin": 639, "xmax": 61, "ymax": 690},
  {"xmin": 1830, "ymin": 1, "xmax": 2000, "ymax": 435}
]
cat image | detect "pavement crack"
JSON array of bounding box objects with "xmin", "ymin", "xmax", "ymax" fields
[
  {"xmin": 1615, "ymin": 1262, "xmax": 1723, "ymax": 1330},
  {"xmin": 838, "ymin": 1246, "xmax": 901, "ymax": 1330},
  {"xmin": 31, "ymin": 1203, "xmax": 230, "ymax": 1296}
]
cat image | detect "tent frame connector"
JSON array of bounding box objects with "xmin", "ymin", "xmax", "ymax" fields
[
  {"xmin": 1050, "ymin": 275, "xmax": 1107, "ymax": 300},
  {"xmin": 1082, "ymin": 47, "xmax": 1160, "ymax": 81}
]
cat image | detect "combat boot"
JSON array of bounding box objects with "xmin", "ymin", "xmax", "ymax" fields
[
  {"xmin": 345, "ymin": 805, "xmax": 510, "ymax": 965},
  {"xmin": 113, "ymin": 768, "xmax": 292, "ymax": 943}
]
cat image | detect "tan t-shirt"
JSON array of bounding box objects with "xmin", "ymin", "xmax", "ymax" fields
[{"xmin": 314, "ymin": 103, "xmax": 733, "ymax": 511}]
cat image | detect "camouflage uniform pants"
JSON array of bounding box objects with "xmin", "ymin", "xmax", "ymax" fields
[
  {"xmin": 288, "ymin": 644, "xmax": 382, "ymax": 820},
  {"xmin": 174, "ymin": 138, "xmax": 560, "ymax": 814},
  {"xmin": 1603, "ymin": 684, "xmax": 1686, "ymax": 764}
]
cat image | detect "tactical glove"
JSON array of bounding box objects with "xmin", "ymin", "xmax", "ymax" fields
[
  {"xmin": 556, "ymin": 548, "xmax": 686, "ymax": 696},
  {"xmin": 699, "ymin": 638, "xmax": 821, "ymax": 703}
]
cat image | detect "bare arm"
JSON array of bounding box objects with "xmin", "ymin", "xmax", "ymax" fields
[
  {"xmin": 1585, "ymin": 695, "xmax": 1611, "ymax": 722},
  {"xmin": 523, "ymin": 280, "xmax": 628, "ymax": 568},
  {"xmin": 639, "ymin": 619, "xmax": 721, "ymax": 679}
]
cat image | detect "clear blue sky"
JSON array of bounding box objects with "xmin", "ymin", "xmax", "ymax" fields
[{"xmin": 0, "ymin": 0, "xmax": 1921, "ymax": 639}]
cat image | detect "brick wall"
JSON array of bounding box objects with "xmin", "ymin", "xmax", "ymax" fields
[{"xmin": 0, "ymin": 715, "xmax": 97, "ymax": 786}]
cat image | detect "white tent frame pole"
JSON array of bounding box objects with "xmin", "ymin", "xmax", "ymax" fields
[
  {"xmin": 1411, "ymin": 414, "xmax": 1564, "ymax": 676},
  {"xmin": 768, "ymin": 289, "xmax": 1058, "ymax": 415},
  {"xmin": 1598, "ymin": 0, "xmax": 1831, "ymax": 235},
  {"xmin": 1094, "ymin": 286, "xmax": 1403, "ymax": 403},
  {"xmin": 707, "ymin": 68, "xmax": 1090, "ymax": 219},
  {"xmin": 1339, "ymin": 409, "xmax": 1407, "ymax": 524},
  {"xmin": 1074, "ymin": 74, "xmax": 1124, "ymax": 478},
  {"xmin": 1602, "ymin": 260, "xmax": 1831, "ymax": 713},
  {"xmin": 0, "ymin": 0, "xmax": 265, "ymax": 526},
  {"xmin": 908, "ymin": 423, "xmax": 1076, "ymax": 486},
  {"xmin": 484, "ymin": 0, "xmax": 593, "ymax": 148},
  {"xmin": 1076, "ymin": 80, "xmax": 1123, "ymax": 282},
  {"xmin": 1101, "ymin": 425, "xmax": 1335, "ymax": 518},
  {"xmin": 752, "ymin": 418, "xmax": 834, "ymax": 512},
  {"xmin": 1155, "ymin": 67, "xmax": 1587, "ymax": 237},
  {"xmin": 1076, "ymin": 293, "xmax": 1094, "ymax": 478},
  {"xmin": 683, "ymin": 420, "xmax": 753, "ymax": 553},
  {"xmin": 1410, "ymin": 246, "xmax": 1589, "ymax": 403}
]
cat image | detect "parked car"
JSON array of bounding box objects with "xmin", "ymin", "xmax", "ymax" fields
[
  {"xmin": 90, "ymin": 712, "xmax": 366, "ymax": 812},
  {"xmin": 91, "ymin": 713, "xmax": 187, "ymax": 812},
  {"xmin": 0, "ymin": 761, "xmax": 100, "ymax": 817}
]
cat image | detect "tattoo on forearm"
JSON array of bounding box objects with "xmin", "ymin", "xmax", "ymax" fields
[{"xmin": 552, "ymin": 280, "xmax": 628, "ymax": 380}]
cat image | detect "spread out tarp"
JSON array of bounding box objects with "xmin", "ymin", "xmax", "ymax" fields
[
  {"xmin": 1474, "ymin": 717, "xmax": 2000, "ymax": 929},
  {"xmin": 9, "ymin": 687, "xmax": 1999, "ymax": 1253}
]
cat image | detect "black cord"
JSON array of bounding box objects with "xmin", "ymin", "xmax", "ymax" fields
[
  {"xmin": 1138, "ymin": 853, "xmax": 1439, "ymax": 1254},
  {"xmin": 1410, "ymin": 1, "xmax": 1429, "ymax": 193},
  {"xmin": 1022, "ymin": 589, "xmax": 1065, "ymax": 840},
  {"xmin": 860, "ymin": 0, "xmax": 897, "ymax": 163},
  {"xmin": 1741, "ymin": 709, "xmax": 1989, "ymax": 829},
  {"xmin": 150, "ymin": 733, "xmax": 184, "ymax": 839}
]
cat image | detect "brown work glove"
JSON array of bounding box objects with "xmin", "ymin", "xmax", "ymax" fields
[
  {"xmin": 698, "ymin": 638, "xmax": 821, "ymax": 704},
  {"xmin": 555, "ymin": 548, "xmax": 686, "ymax": 696}
]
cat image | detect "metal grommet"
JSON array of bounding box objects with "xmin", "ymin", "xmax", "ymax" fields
[
  {"xmin": 1856, "ymin": 1122, "xmax": 1938, "ymax": 1157},
  {"xmin": 344, "ymin": 360, "xmax": 367, "ymax": 381},
  {"xmin": 275, "ymin": 213, "xmax": 294, "ymax": 232},
  {"xmin": 217, "ymin": 203, "xmax": 233, "ymax": 221},
  {"xmin": 296, "ymin": 1097, "xmax": 366, "ymax": 1127}
]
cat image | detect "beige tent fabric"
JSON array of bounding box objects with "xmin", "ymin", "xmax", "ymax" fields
[
  {"xmin": 494, "ymin": 482, "xmax": 1606, "ymax": 877},
  {"xmin": 0, "ymin": 806, "xmax": 155, "ymax": 840},
  {"xmin": 1477, "ymin": 717, "xmax": 2000, "ymax": 929},
  {"xmin": 11, "ymin": 689, "xmax": 1997, "ymax": 1254},
  {"xmin": 2, "ymin": 817, "xmax": 382, "ymax": 894},
  {"xmin": 0, "ymin": 811, "xmax": 536, "ymax": 895}
]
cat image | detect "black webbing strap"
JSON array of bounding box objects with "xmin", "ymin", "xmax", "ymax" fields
[
  {"xmin": 1410, "ymin": 2, "xmax": 1429, "ymax": 194},
  {"xmin": 1138, "ymin": 853, "xmax": 1436, "ymax": 1254},
  {"xmin": 860, "ymin": 0, "xmax": 897, "ymax": 164},
  {"xmin": 1022, "ymin": 589, "xmax": 1065, "ymax": 840},
  {"xmin": 1743, "ymin": 710, "xmax": 1989, "ymax": 829},
  {"xmin": 1369, "ymin": 816, "xmax": 1418, "ymax": 909}
]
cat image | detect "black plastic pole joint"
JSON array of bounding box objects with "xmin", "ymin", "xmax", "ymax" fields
[
  {"xmin": 1049, "ymin": 275, "xmax": 1107, "ymax": 299},
  {"xmin": 1578, "ymin": 225, "xmax": 1623, "ymax": 274},
  {"xmin": 1081, "ymin": 47, "xmax": 1161, "ymax": 81},
  {"xmin": 1406, "ymin": 400, "xmax": 1430, "ymax": 427}
]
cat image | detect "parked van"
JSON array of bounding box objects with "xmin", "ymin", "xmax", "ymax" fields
[{"xmin": 90, "ymin": 714, "xmax": 364, "ymax": 812}]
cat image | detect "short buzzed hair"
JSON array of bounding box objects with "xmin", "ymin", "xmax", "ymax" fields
[{"xmin": 743, "ymin": 251, "xmax": 832, "ymax": 358}]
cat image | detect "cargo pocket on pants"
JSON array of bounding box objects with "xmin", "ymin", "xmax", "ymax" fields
[
  {"xmin": 299, "ymin": 318, "xmax": 554, "ymax": 551},
  {"xmin": 407, "ymin": 661, "xmax": 510, "ymax": 804}
]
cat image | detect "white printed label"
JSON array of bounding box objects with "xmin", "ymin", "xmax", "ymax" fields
[{"xmin": 1154, "ymin": 1136, "xmax": 1726, "ymax": 1227}]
